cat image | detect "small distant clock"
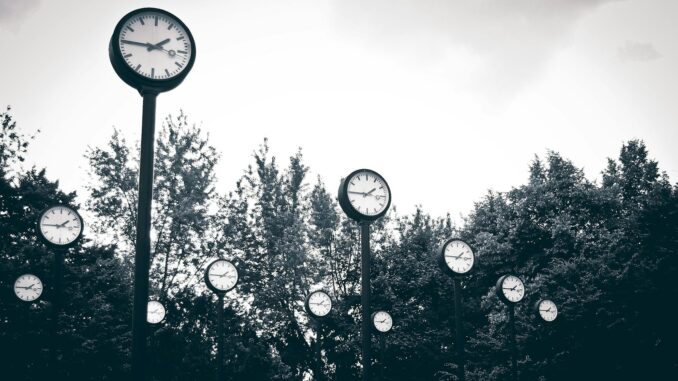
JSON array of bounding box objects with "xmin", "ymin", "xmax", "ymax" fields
[
  {"xmin": 496, "ymin": 275, "xmax": 525, "ymax": 304},
  {"xmin": 535, "ymin": 299, "xmax": 558, "ymax": 322},
  {"xmin": 338, "ymin": 169, "xmax": 391, "ymax": 222},
  {"xmin": 37, "ymin": 205, "xmax": 84, "ymax": 247},
  {"xmin": 304, "ymin": 290, "xmax": 332, "ymax": 318},
  {"xmin": 438, "ymin": 238, "xmax": 475, "ymax": 276},
  {"xmin": 147, "ymin": 300, "xmax": 166, "ymax": 324},
  {"xmin": 372, "ymin": 310, "xmax": 393, "ymax": 333},
  {"xmin": 110, "ymin": 8, "xmax": 196, "ymax": 94},
  {"xmin": 205, "ymin": 259, "xmax": 239, "ymax": 293},
  {"xmin": 14, "ymin": 274, "xmax": 43, "ymax": 302}
]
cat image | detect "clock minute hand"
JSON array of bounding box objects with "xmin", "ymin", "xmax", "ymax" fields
[{"xmin": 121, "ymin": 39, "xmax": 153, "ymax": 48}]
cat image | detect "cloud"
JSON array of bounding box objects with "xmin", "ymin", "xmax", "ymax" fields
[
  {"xmin": 0, "ymin": 0, "xmax": 40, "ymax": 32},
  {"xmin": 618, "ymin": 40, "xmax": 661, "ymax": 62},
  {"xmin": 331, "ymin": 0, "xmax": 622, "ymax": 104}
]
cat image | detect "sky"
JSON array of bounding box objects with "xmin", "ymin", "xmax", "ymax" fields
[{"xmin": 1, "ymin": 0, "xmax": 677, "ymax": 222}]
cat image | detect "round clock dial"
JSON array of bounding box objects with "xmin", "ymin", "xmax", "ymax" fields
[
  {"xmin": 118, "ymin": 10, "xmax": 192, "ymax": 80},
  {"xmin": 441, "ymin": 239, "xmax": 475, "ymax": 275},
  {"xmin": 500, "ymin": 275, "xmax": 525, "ymax": 303},
  {"xmin": 537, "ymin": 299, "xmax": 558, "ymax": 322},
  {"xmin": 372, "ymin": 311, "xmax": 393, "ymax": 333},
  {"xmin": 306, "ymin": 290, "xmax": 332, "ymax": 318},
  {"xmin": 14, "ymin": 274, "xmax": 43, "ymax": 302},
  {"xmin": 338, "ymin": 169, "xmax": 392, "ymax": 222},
  {"xmin": 38, "ymin": 205, "xmax": 84, "ymax": 247},
  {"xmin": 206, "ymin": 259, "xmax": 238, "ymax": 293},
  {"xmin": 147, "ymin": 301, "xmax": 166, "ymax": 324}
]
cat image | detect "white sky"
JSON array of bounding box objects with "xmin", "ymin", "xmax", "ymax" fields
[{"xmin": 1, "ymin": 0, "xmax": 677, "ymax": 221}]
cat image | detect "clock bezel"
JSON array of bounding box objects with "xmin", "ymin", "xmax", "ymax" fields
[
  {"xmin": 338, "ymin": 168, "xmax": 392, "ymax": 223},
  {"xmin": 14, "ymin": 273, "xmax": 44, "ymax": 302},
  {"xmin": 146, "ymin": 300, "xmax": 166, "ymax": 325},
  {"xmin": 304, "ymin": 290, "xmax": 333, "ymax": 319},
  {"xmin": 36, "ymin": 204, "xmax": 84, "ymax": 248},
  {"xmin": 496, "ymin": 274, "xmax": 526, "ymax": 304},
  {"xmin": 437, "ymin": 238, "xmax": 476, "ymax": 277},
  {"xmin": 371, "ymin": 310, "xmax": 393, "ymax": 334},
  {"xmin": 109, "ymin": 7, "xmax": 196, "ymax": 95},
  {"xmin": 204, "ymin": 259, "xmax": 239, "ymax": 294},
  {"xmin": 535, "ymin": 299, "xmax": 558, "ymax": 322}
]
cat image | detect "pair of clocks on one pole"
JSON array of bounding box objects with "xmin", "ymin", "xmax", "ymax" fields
[
  {"xmin": 304, "ymin": 290, "xmax": 393, "ymax": 333},
  {"xmin": 13, "ymin": 205, "xmax": 85, "ymax": 303}
]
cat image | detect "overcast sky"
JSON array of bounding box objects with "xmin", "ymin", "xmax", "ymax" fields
[{"xmin": 1, "ymin": 0, "xmax": 677, "ymax": 221}]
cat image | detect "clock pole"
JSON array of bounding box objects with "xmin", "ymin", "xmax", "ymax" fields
[
  {"xmin": 131, "ymin": 91, "xmax": 158, "ymax": 381},
  {"xmin": 217, "ymin": 293, "xmax": 225, "ymax": 381},
  {"xmin": 508, "ymin": 303, "xmax": 517, "ymax": 381},
  {"xmin": 51, "ymin": 248, "xmax": 65, "ymax": 376},
  {"xmin": 360, "ymin": 221, "xmax": 372, "ymax": 381},
  {"xmin": 453, "ymin": 278, "xmax": 465, "ymax": 381}
]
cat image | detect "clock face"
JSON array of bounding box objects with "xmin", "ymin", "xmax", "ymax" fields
[
  {"xmin": 38, "ymin": 205, "xmax": 83, "ymax": 246},
  {"xmin": 147, "ymin": 301, "xmax": 166, "ymax": 324},
  {"xmin": 207, "ymin": 260, "xmax": 238, "ymax": 292},
  {"xmin": 118, "ymin": 10, "xmax": 192, "ymax": 80},
  {"xmin": 443, "ymin": 239, "xmax": 474, "ymax": 274},
  {"xmin": 14, "ymin": 274, "xmax": 43, "ymax": 302},
  {"xmin": 307, "ymin": 291, "xmax": 332, "ymax": 317},
  {"xmin": 538, "ymin": 299, "xmax": 558, "ymax": 322},
  {"xmin": 346, "ymin": 170, "xmax": 390, "ymax": 217},
  {"xmin": 501, "ymin": 275, "xmax": 525, "ymax": 303},
  {"xmin": 373, "ymin": 311, "xmax": 393, "ymax": 333}
]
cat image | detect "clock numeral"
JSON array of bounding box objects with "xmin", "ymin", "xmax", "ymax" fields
[
  {"xmin": 175, "ymin": 62, "xmax": 183, "ymax": 68},
  {"xmin": 165, "ymin": 69, "xmax": 171, "ymax": 77},
  {"xmin": 155, "ymin": 16, "xmax": 158, "ymax": 26},
  {"xmin": 139, "ymin": 17, "xmax": 145, "ymax": 25},
  {"xmin": 124, "ymin": 53, "xmax": 133, "ymax": 58},
  {"xmin": 135, "ymin": 64, "xmax": 141, "ymax": 71},
  {"xmin": 176, "ymin": 36, "xmax": 185, "ymax": 41},
  {"xmin": 126, "ymin": 26, "xmax": 134, "ymax": 32},
  {"xmin": 177, "ymin": 50, "xmax": 187, "ymax": 54},
  {"xmin": 151, "ymin": 68, "xmax": 155, "ymax": 78},
  {"xmin": 167, "ymin": 23, "xmax": 174, "ymax": 30}
]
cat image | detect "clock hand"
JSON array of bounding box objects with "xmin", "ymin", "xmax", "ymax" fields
[
  {"xmin": 348, "ymin": 191, "xmax": 367, "ymax": 196},
  {"xmin": 121, "ymin": 39, "xmax": 153, "ymax": 48},
  {"xmin": 366, "ymin": 188, "xmax": 376, "ymax": 196},
  {"xmin": 59, "ymin": 220, "xmax": 70, "ymax": 227},
  {"xmin": 147, "ymin": 38, "xmax": 170, "ymax": 51}
]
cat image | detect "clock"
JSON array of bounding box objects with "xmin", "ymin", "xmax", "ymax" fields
[
  {"xmin": 304, "ymin": 290, "xmax": 332, "ymax": 318},
  {"xmin": 37, "ymin": 205, "xmax": 84, "ymax": 247},
  {"xmin": 147, "ymin": 300, "xmax": 166, "ymax": 324},
  {"xmin": 110, "ymin": 8, "xmax": 196, "ymax": 94},
  {"xmin": 496, "ymin": 275, "xmax": 525, "ymax": 304},
  {"xmin": 438, "ymin": 238, "xmax": 475, "ymax": 276},
  {"xmin": 205, "ymin": 259, "xmax": 239, "ymax": 293},
  {"xmin": 372, "ymin": 310, "xmax": 393, "ymax": 333},
  {"xmin": 14, "ymin": 274, "xmax": 43, "ymax": 302},
  {"xmin": 536, "ymin": 299, "xmax": 558, "ymax": 322},
  {"xmin": 338, "ymin": 169, "xmax": 391, "ymax": 222}
]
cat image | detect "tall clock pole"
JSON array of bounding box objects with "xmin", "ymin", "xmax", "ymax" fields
[
  {"xmin": 217, "ymin": 293, "xmax": 225, "ymax": 381},
  {"xmin": 508, "ymin": 304, "xmax": 517, "ymax": 381},
  {"xmin": 360, "ymin": 221, "xmax": 372, "ymax": 381},
  {"xmin": 131, "ymin": 90, "xmax": 158, "ymax": 381},
  {"xmin": 453, "ymin": 278, "xmax": 465, "ymax": 381}
]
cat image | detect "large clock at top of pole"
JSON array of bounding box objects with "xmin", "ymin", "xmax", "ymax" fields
[
  {"xmin": 37, "ymin": 205, "xmax": 84, "ymax": 248},
  {"xmin": 496, "ymin": 275, "xmax": 525, "ymax": 304},
  {"xmin": 438, "ymin": 238, "xmax": 475, "ymax": 276},
  {"xmin": 109, "ymin": 8, "xmax": 196, "ymax": 94},
  {"xmin": 338, "ymin": 169, "xmax": 391, "ymax": 222}
]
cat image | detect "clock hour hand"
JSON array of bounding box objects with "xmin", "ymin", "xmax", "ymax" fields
[{"xmin": 147, "ymin": 38, "xmax": 171, "ymax": 51}]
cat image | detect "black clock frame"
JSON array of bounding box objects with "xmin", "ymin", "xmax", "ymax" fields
[
  {"xmin": 338, "ymin": 168, "xmax": 392, "ymax": 223},
  {"xmin": 437, "ymin": 238, "xmax": 476, "ymax": 277},
  {"xmin": 146, "ymin": 300, "xmax": 166, "ymax": 325},
  {"xmin": 36, "ymin": 204, "xmax": 84, "ymax": 249},
  {"xmin": 496, "ymin": 274, "xmax": 526, "ymax": 304},
  {"xmin": 204, "ymin": 259, "xmax": 238, "ymax": 294},
  {"xmin": 109, "ymin": 7, "xmax": 196, "ymax": 95},
  {"xmin": 304, "ymin": 290, "xmax": 333, "ymax": 319},
  {"xmin": 534, "ymin": 299, "xmax": 557, "ymax": 322},
  {"xmin": 371, "ymin": 310, "xmax": 393, "ymax": 334},
  {"xmin": 14, "ymin": 273, "xmax": 44, "ymax": 302}
]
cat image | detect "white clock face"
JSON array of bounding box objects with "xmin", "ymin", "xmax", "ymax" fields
[
  {"xmin": 39, "ymin": 205, "xmax": 83, "ymax": 246},
  {"xmin": 373, "ymin": 311, "xmax": 393, "ymax": 333},
  {"xmin": 307, "ymin": 291, "xmax": 332, "ymax": 317},
  {"xmin": 207, "ymin": 260, "xmax": 238, "ymax": 292},
  {"xmin": 147, "ymin": 301, "xmax": 166, "ymax": 324},
  {"xmin": 538, "ymin": 300, "xmax": 558, "ymax": 322},
  {"xmin": 118, "ymin": 11, "xmax": 192, "ymax": 80},
  {"xmin": 346, "ymin": 171, "xmax": 390, "ymax": 217},
  {"xmin": 501, "ymin": 275, "xmax": 525, "ymax": 303},
  {"xmin": 443, "ymin": 240, "xmax": 474, "ymax": 274},
  {"xmin": 14, "ymin": 274, "xmax": 43, "ymax": 302}
]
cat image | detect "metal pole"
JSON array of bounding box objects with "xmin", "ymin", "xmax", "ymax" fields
[
  {"xmin": 131, "ymin": 92, "xmax": 158, "ymax": 381},
  {"xmin": 508, "ymin": 304, "xmax": 517, "ymax": 381},
  {"xmin": 453, "ymin": 279, "xmax": 465, "ymax": 381},
  {"xmin": 360, "ymin": 222, "xmax": 372, "ymax": 381},
  {"xmin": 379, "ymin": 335, "xmax": 385, "ymax": 381},
  {"xmin": 315, "ymin": 321, "xmax": 322, "ymax": 381},
  {"xmin": 51, "ymin": 249, "xmax": 64, "ymax": 376},
  {"xmin": 217, "ymin": 294, "xmax": 224, "ymax": 381}
]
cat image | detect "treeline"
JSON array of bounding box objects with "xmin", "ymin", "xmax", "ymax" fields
[{"xmin": 1, "ymin": 107, "xmax": 676, "ymax": 380}]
